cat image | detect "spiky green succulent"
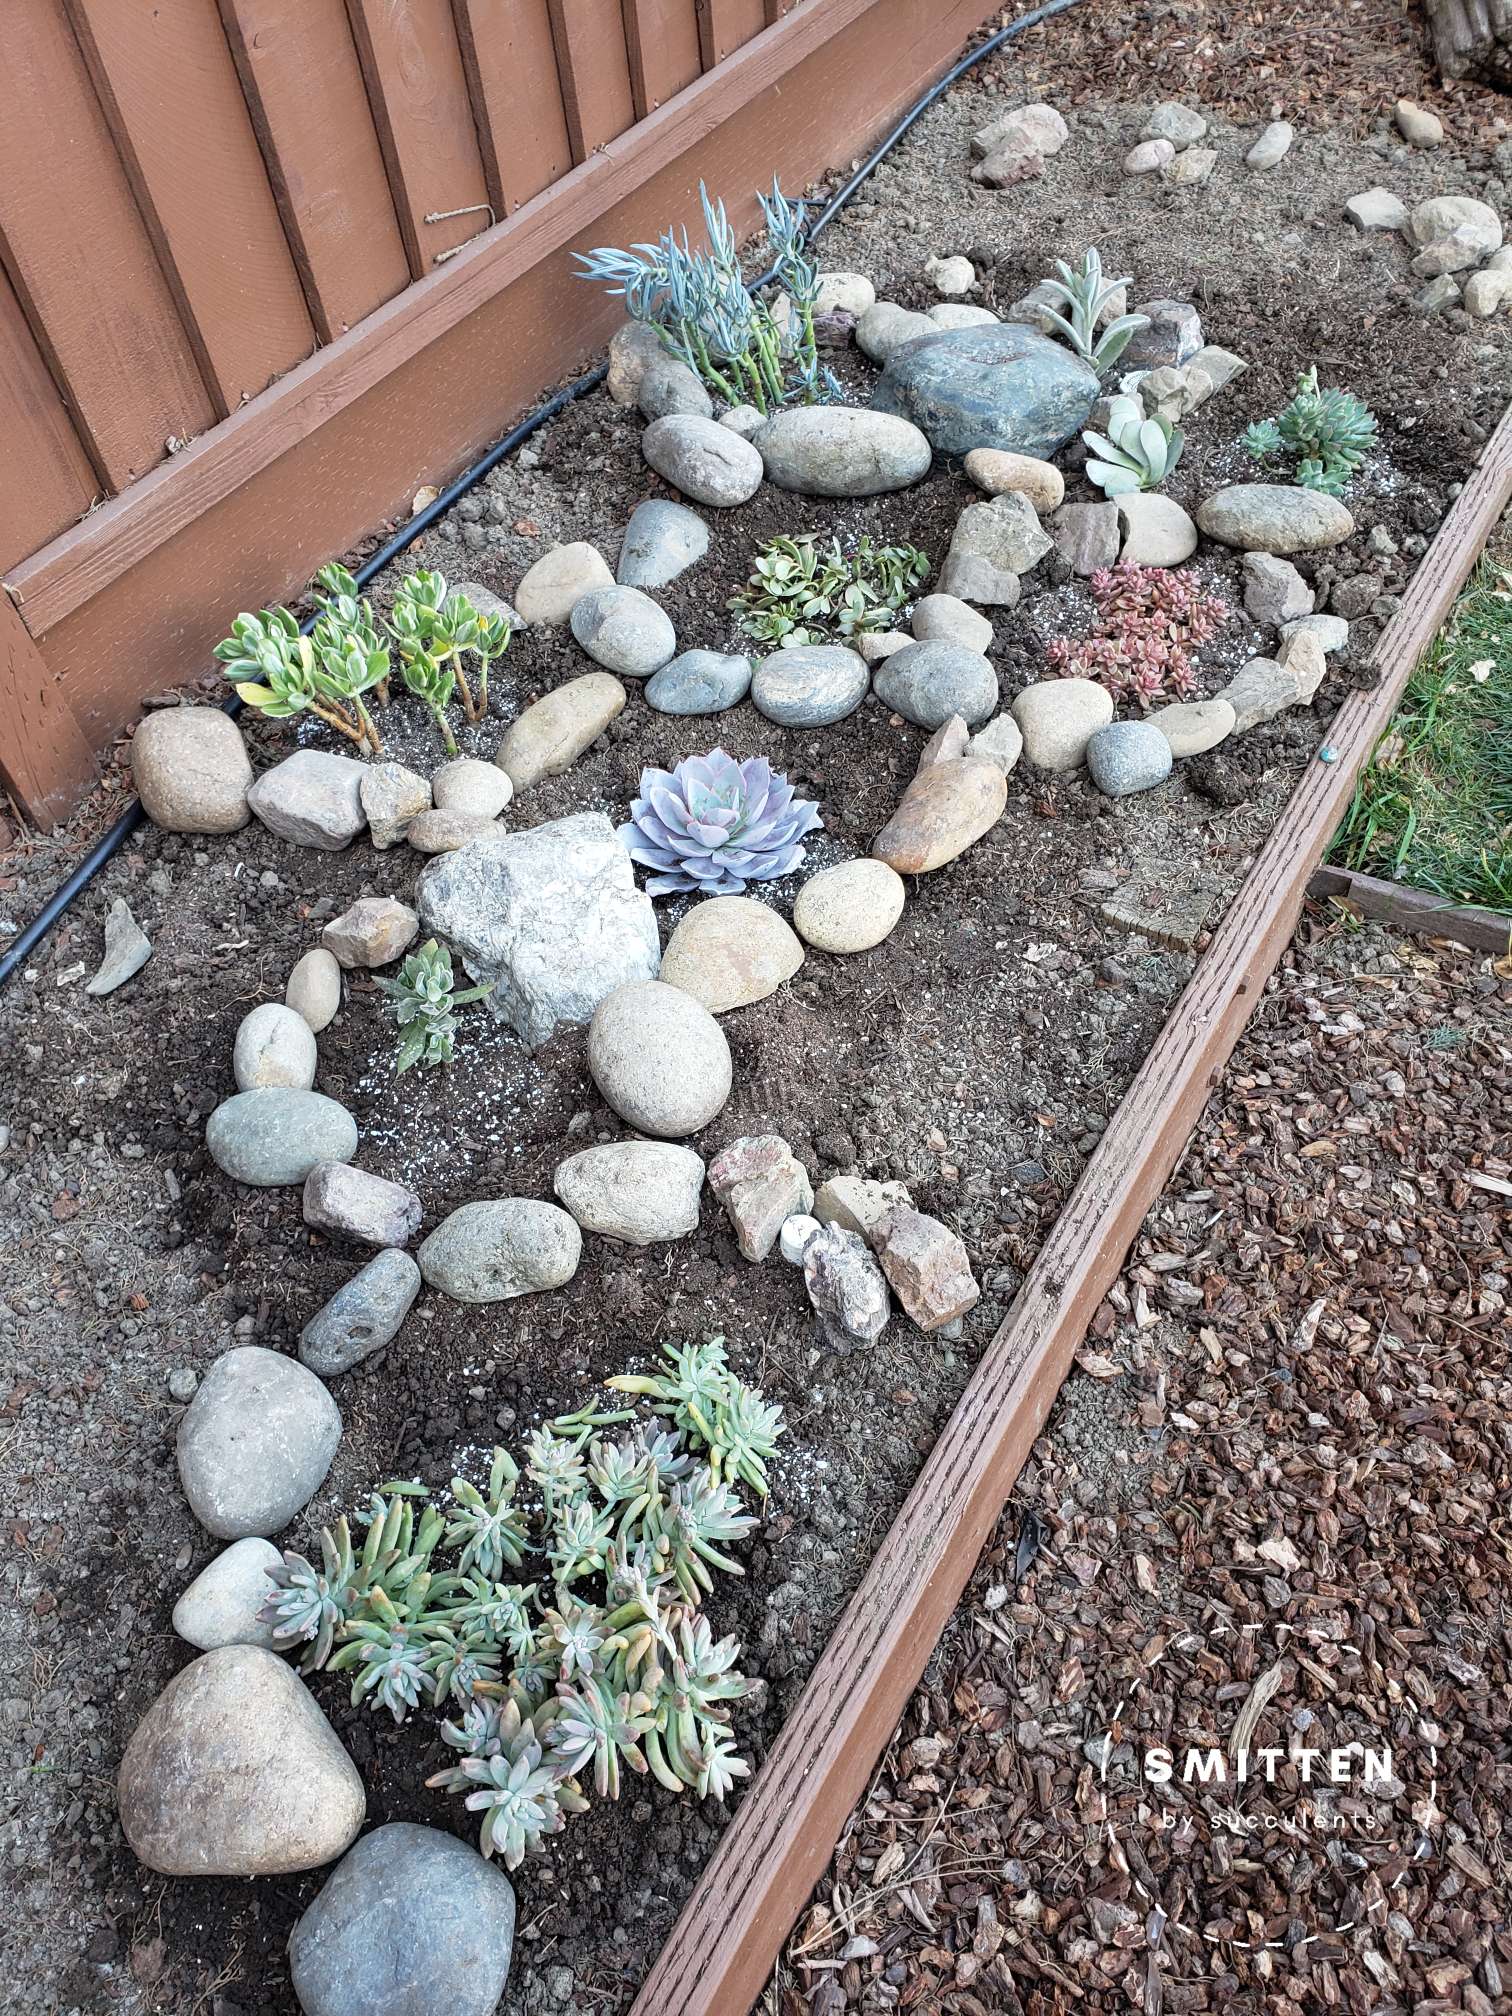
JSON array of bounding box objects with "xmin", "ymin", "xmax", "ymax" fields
[
  {"xmin": 608, "ymin": 1335, "xmax": 786, "ymax": 1496},
  {"xmin": 445, "ymin": 1448, "xmax": 531, "ymax": 1579},
  {"xmin": 1037, "ymin": 248, "xmax": 1149, "ymax": 377},
  {"xmin": 1244, "ymin": 366, "xmax": 1377, "ymax": 495},
  {"xmin": 259, "ymin": 1520, "xmax": 357, "ymax": 1672}
]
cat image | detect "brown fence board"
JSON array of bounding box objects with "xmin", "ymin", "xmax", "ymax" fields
[
  {"xmin": 64, "ymin": 0, "xmax": 314, "ymax": 419},
  {"xmin": 0, "ymin": 0, "xmax": 214, "ymax": 491},
  {"xmin": 0, "ymin": 272, "xmax": 99, "ymax": 574},
  {"xmin": 628, "ymin": 401, "xmax": 1512, "ymax": 2016},
  {"xmin": 623, "ymin": 0, "xmax": 703, "ymax": 116},
  {"xmin": 0, "ymin": 590, "xmax": 97, "ymax": 826},
  {"xmin": 452, "ymin": 0, "xmax": 574, "ymax": 214},
  {"xmin": 548, "ymin": 0, "xmax": 637, "ymax": 159},
  {"xmin": 698, "ymin": 0, "xmax": 768, "ymax": 66},
  {"xmin": 344, "ymin": 0, "xmax": 494, "ymax": 275},
  {"xmin": 219, "ymin": 0, "xmax": 412, "ymax": 343}
]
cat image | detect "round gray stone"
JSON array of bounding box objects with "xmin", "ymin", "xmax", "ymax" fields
[
  {"xmin": 644, "ymin": 649, "xmax": 752, "ymax": 715},
  {"xmin": 587, "ymin": 979, "xmax": 732, "ymax": 1138},
  {"xmin": 233, "ymin": 1003, "xmax": 318, "ymax": 1092},
  {"xmin": 289, "ymin": 1822, "xmax": 516, "ymax": 2016},
  {"xmin": 206, "ymin": 1089, "xmax": 357, "ymax": 1187},
  {"xmin": 286, "ymin": 948, "xmax": 342, "ymax": 1033},
  {"xmin": 751, "ymin": 405, "xmax": 931, "ymax": 496},
  {"xmin": 246, "ymin": 750, "xmax": 368, "ymax": 851},
  {"xmin": 641, "ymin": 414, "xmax": 763, "ymax": 506},
  {"xmin": 132, "ymin": 708, "xmax": 253, "ymax": 834},
  {"xmin": 616, "ymin": 499, "xmax": 710, "ymax": 588},
  {"xmin": 751, "ymin": 645, "xmax": 870, "ymax": 727},
  {"xmin": 1196, "ymin": 484, "xmax": 1354, "ymax": 555},
  {"xmin": 299, "ymin": 1248, "xmax": 422, "ymax": 1377},
  {"xmin": 636, "ymin": 351, "xmax": 713, "ymax": 420},
  {"xmin": 871, "ymin": 322, "xmax": 1099, "ymax": 458},
  {"xmin": 418, "ymin": 1199, "xmax": 582, "ymax": 1303},
  {"xmin": 431, "ymin": 758, "xmax": 513, "ymax": 819},
  {"xmin": 873, "ymin": 641, "xmax": 998, "ymax": 730},
  {"xmin": 1085, "ymin": 720, "xmax": 1175, "ymax": 797},
  {"xmin": 177, "ymin": 1346, "xmax": 342, "ymax": 1539},
  {"xmin": 553, "ymin": 1141, "xmax": 706, "ymax": 1246},
  {"xmin": 172, "ymin": 1538, "xmax": 283, "ymax": 1652},
  {"xmin": 569, "ymin": 586, "xmax": 676, "ymax": 677}
]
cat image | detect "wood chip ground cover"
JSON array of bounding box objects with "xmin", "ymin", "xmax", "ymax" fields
[{"xmin": 1, "ymin": 26, "xmax": 1510, "ymax": 2016}]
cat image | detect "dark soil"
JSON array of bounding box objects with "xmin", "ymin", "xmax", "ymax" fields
[{"xmin": 3, "ymin": 27, "xmax": 1511, "ymax": 2016}]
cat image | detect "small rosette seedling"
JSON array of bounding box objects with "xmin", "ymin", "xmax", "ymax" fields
[
  {"xmin": 377, "ymin": 939, "xmax": 493, "ymax": 1075},
  {"xmin": 1243, "ymin": 366, "xmax": 1377, "ymax": 496},
  {"xmin": 1083, "ymin": 395, "xmax": 1185, "ymax": 497},
  {"xmin": 1037, "ymin": 248, "xmax": 1150, "ymax": 376},
  {"xmin": 618, "ymin": 747, "xmax": 822, "ymax": 898}
]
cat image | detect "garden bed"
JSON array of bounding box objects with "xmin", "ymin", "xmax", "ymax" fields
[{"xmin": 3, "ymin": 48, "xmax": 1511, "ymax": 2016}]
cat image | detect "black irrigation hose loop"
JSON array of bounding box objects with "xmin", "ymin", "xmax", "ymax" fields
[{"xmin": 0, "ymin": 0, "xmax": 1081, "ymax": 993}]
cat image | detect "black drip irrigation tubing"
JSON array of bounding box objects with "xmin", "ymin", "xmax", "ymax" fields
[{"xmin": 0, "ymin": 0, "xmax": 1083, "ymax": 995}]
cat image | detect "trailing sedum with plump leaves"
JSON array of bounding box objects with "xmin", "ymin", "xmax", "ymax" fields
[{"xmin": 258, "ymin": 1339, "xmax": 782, "ymax": 1869}]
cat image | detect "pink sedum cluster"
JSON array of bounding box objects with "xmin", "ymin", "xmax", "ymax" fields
[{"xmin": 1046, "ymin": 563, "xmax": 1229, "ymax": 709}]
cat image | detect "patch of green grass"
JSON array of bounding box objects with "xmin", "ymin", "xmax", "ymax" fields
[{"xmin": 1331, "ymin": 552, "xmax": 1512, "ymax": 913}]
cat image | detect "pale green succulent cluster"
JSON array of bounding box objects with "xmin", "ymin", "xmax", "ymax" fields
[
  {"xmin": 259, "ymin": 1341, "xmax": 782, "ymax": 1869},
  {"xmin": 376, "ymin": 939, "xmax": 493, "ymax": 1075},
  {"xmin": 729, "ymin": 533, "xmax": 928, "ymax": 649},
  {"xmin": 1036, "ymin": 247, "xmax": 1149, "ymax": 377}
]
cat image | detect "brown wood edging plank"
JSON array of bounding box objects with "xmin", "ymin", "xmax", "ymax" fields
[
  {"xmin": 0, "ymin": 590, "xmax": 98, "ymax": 826},
  {"xmin": 628, "ymin": 403, "xmax": 1512, "ymax": 2016},
  {"xmin": 1308, "ymin": 863, "xmax": 1512, "ymax": 954},
  {"xmin": 4, "ymin": 0, "xmax": 948, "ymax": 641}
]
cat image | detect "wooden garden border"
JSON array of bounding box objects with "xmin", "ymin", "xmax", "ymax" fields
[
  {"xmin": 1308, "ymin": 863, "xmax": 1511, "ymax": 956},
  {"xmin": 628, "ymin": 406, "xmax": 1512, "ymax": 2016}
]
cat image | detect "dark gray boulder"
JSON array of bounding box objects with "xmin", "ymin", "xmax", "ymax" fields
[{"xmin": 871, "ymin": 323, "xmax": 1099, "ymax": 458}]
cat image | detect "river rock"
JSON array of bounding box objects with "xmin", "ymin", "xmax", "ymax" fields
[
  {"xmin": 872, "ymin": 757, "xmax": 1006, "ymax": 874},
  {"xmin": 570, "ymin": 586, "xmax": 677, "ymax": 677},
  {"xmin": 119, "ymin": 1645, "xmax": 363, "ymax": 1877},
  {"xmin": 962, "ymin": 449, "xmax": 1063, "ymax": 513},
  {"xmin": 207, "ymin": 1089, "xmax": 357, "ymax": 1187},
  {"xmin": 872, "ymin": 1205, "xmax": 980, "ymax": 1331},
  {"xmin": 406, "ymin": 808, "xmax": 496, "ymax": 855},
  {"xmin": 645, "ymin": 649, "xmax": 752, "ymax": 715},
  {"xmin": 514, "ymin": 543, "xmax": 614, "ymax": 625},
  {"xmin": 1281, "ymin": 613, "xmax": 1349, "ymax": 653},
  {"xmin": 709, "ymin": 1135, "xmax": 814, "ymax": 1262},
  {"xmin": 815, "ymin": 271, "xmax": 875, "ymax": 315},
  {"xmin": 1150, "ymin": 698, "xmax": 1235, "ymax": 756},
  {"xmin": 360, "ymin": 761, "xmax": 431, "ymax": 848},
  {"xmin": 617, "ymin": 499, "xmax": 710, "ymax": 589},
  {"xmin": 1218, "ymin": 654, "xmax": 1320, "ymax": 733},
  {"xmin": 495, "ymin": 671, "xmax": 626, "ymax": 790},
  {"xmin": 553, "ymin": 1142, "xmax": 705, "ymax": 1246},
  {"xmin": 855, "ymin": 301, "xmax": 936, "ymax": 363},
  {"xmin": 1085, "ymin": 719, "xmax": 1174, "ymax": 797},
  {"xmin": 925, "ymin": 253, "xmax": 976, "ymax": 296},
  {"xmin": 972, "ymin": 103, "xmax": 1067, "ymax": 159},
  {"xmin": 303, "ymin": 1162, "xmax": 421, "ymax": 1248},
  {"xmin": 1053, "ymin": 501, "xmax": 1122, "ymax": 576},
  {"xmin": 288, "ymin": 1822, "xmax": 517, "ymax": 2016},
  {"xmin": 587, "ymin": 980, "xmax": 731, "ymax": 1137},
  {"xmin": 1116, "ymin": 493, "xmax": 1198, "ymax": 567},
  {"xmin": 432, "ymin": 757, "xmax": 514, "ymax": 819},
  {"xmin": 322, "ymin": 896, "xmax": 418, "ymax": 969},
  {"xmin": 751, "ymin": 644, "xmax": 869, "ymax": 727},
  {"xmin": 1244, "ymin": 552, "xmax": 1314, "ymax": 625},
  {"xmin": 1396, "ymin": 97, "xmax": 1443, "ymax": 147},
  {"xmin": 1197, "ymin": 484, "xmax": 1354, "ymax": 554},
  {"xmin": 859, "ymin": 630, "xmax": 911, "ymax": 664},
  {"xmin": 873, "ymin": 322, "xmax": 1098, "ymax": 458},
  {"xmin": 814, "ymin": 1174, "xmax": 913, "ymax": 1240},
  {"xmin": 132, "ymin": 707, "xmax": 253, "ymax": 834},
  {"xmin": 637, "ymin": 351, "xmax": 712, "ymax": 421},
  {"xmin": 1143, "ymin": 101, "xmax": 1207, "ymax": 148},
  {"xmin": 1345, "ymin": 187, "xmax": 1408, "ymax": 231},
  {"xmin": 172, "ymin": 1538, "xmax": 283, "ymax": 1652},
  {"xmin": 247, "ymin": 750, "xmax": 367, "ymax": 851},
  {"xmin": 1247, "ymin": 120, "xmax": 1293, "ymax": 169},
  {"xmin": 1122, "ymin": 301, "xmax": 1203, "ymax": 370},
  {"xmin": 973, "ymin": 143, "xmax": 1046, "ymax": 188},
  {"xmin": 177, "ymin": 1346, "xmax": 342, "ymax": 1538},
  {"xmin": 752, "ymin": 405, "xmax": 931, "ymax": 497},
  {"xmin": 1012, "ymin": 679, "xmax": 1115, "ymax": 771},
  {"xmin": 1417, "ymin": 274, "xmax": 1461, "ymax": 313},
  {"xmin": 1163, "ymin": 146, "xmax": 1217, "ymax": 188},
  {"xmin": 299, "ymin": 1248, "xmax": 422, "ymax": 1376},
  {"xmin": 803, "ymin": 1225, "xmax": 890, "ymax": 1352},
  {"xmin": 929, "ymin": 302, "xmax": 999, "ymax": 329},
  {"xmin": 1125, "ymin": 138, "xmax": 1175, "ymax": 175},
  {"xmin": 793, "ymin": 859, "xmax": 905, "ymax": 953},
  {"xmin": 607, "ymin": 319, "xmax": 662, "ymax": 404},
  {"xmin": 286, "ymin": 948, "xmax": 342, "ymax": 1033},
  {"xmin": 233, "ymin": 1002, "xmax": 318, "ymax": 1092},
  {"xmin": 85, "ymin": 898, "xmax": 152, "ymax": 996},
  {"xmin": 916, "ymin": 716, "xmax": 969, "ymax": 771},
  {"xmin": 418, "ymin": 1199, "xmax": 580, "ymax": 1302},
  {"xmin": 1407, "ymin": 195, "xmax": 1502, "ymax": 275},
  {"xmin": 418, "ymin": 812, "xmax": 658, "ymax": 1048},
  {"xmin": 641, "ymin": 414, "xmax": 763, "ymax": 506},
  {"xmin": 660, "ymin": 896, "xmax": 804, "ymax": 1013},
  {"xmin": 1276, "ymin": 626, "xmax": 1329, "ymax": 696},
  {"xmin": 967, "ymin": 713, "xmax": 1024, "ymax": 776},
  {"xmin": 873, "ymin": 641, "xmax": 997, "ymax": 730},
  {"xmin": 1464, "ymin": 268, "xmax": 1511, "ymax": 316},
  {"xmin": 942, "ymin": 493, "xmax": 1050, "ymax": 601},
  {"xmin": 720, "ymin": 403, "xmax": 763, "ymax": 437},
  {"xmin": 911, "ymin": 594, "xmax": 993, "ymax": 653},
  {"xmin": 780, "ymin": 1215, "xmax": 822, "ymax": 1264}
]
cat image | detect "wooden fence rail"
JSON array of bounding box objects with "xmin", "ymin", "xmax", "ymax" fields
[{"xmin": 1, "ymin": 0, "xmax": 1002, "ymax": 825}]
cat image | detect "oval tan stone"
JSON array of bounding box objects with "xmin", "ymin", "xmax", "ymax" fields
[
  {"xmin": 496, "ymin": 672, "xmax": 627, "ymax": 791},
  {"xmin": 513, "ymin": 541, "xmax": 614, "ymax": 624},
  {"xmin": 659, "ymin": 896, "xmax": 804, "ymax": 1013},
  {"xmin": 406, "ymin": 808, "xmax": 497, "ymax": 854},
  {"xmin": 872, "ymin": 758, "xmax": 1007, "ymax": 875},
  {"xmin": 793, "ymin": 859, "xmax": 906, "ymax": 954},
  {"xmin": 963, "ymin": 449, "xmax": 1065, "ymax": 514},
  {"xmin": 1149, "ymin": 698, "xmax": 1235, "ymax": 756},
  {"xmin": 131, "ymin": 708, "xmax": 253, "ymax": 834},
  {"xmin": 118, "ymin": 1646, "xmax": 364, "ymax": 1877}
]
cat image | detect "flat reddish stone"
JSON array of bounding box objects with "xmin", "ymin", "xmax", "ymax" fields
[{"xmin": 872, "ymin": 1205, "xmax": 980, "ymax": 1331}]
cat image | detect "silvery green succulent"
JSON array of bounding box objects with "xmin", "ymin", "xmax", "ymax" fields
[
  {"xmin": 445, "ymin": 1448, "xmax": 531, "ymax": 1578},
  {"xmin": 523, "ymin": 1426, "xmax": 588, "ymax": 1516},
  {"xmin": 548, "ymin": 1674, "xmax": 657, "ymax": 1799},
  {"xmin": 619, "ymin": 749, "xmax": 822, "ymax": 898},
  {"xmin": 1037, "ymin": 248, "xmax": 1149, "ymax": 376},
  {"xmin": 259, "ymin": 1520, "xmax": 356, "ymax": 1672},
  {"xmin": 1083, "ymin": 395, "xmax": 1184, "ymax": 497},
  {"xmin": 547, "ymin": 1496, "xmax": 614, "ymax": 1589},
  {"xmin": 609, "ymin": 1334, "xmax": 786, "ymax": 1495},
  {"xmin": 431, "ymin": 1699, "xmax": 588, "ymax": 1869},
  {"xmin": 378, "ymin": 939, "xmax": 493, "ymax": 1076}
]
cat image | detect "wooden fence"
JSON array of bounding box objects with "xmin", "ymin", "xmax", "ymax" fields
[{"xmin": 0, "ymin": 0, "xmax": 1001, "ymax": 826}]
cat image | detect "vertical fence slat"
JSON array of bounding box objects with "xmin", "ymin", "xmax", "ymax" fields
[
  {"xmin": 0, "ymin": 271, "xmax": 99, "ymax": 575},
  {"xmin": 219, "ymin": 0, "xmax": 412, "ymax": 342},
  {"xmin": 63, "ymin": 0, "xmax": 314, "ymax": 419},
  {"xmin": 697, "ymin": 0, "xmax": 768, "ymax": 66},
  {"xmin": 452, "ymin": 0, "xmax": 573, "ymax": 213},
  {"xmin": 343, "ymin": 0, "xmax": 494, "ymax": 276},
  {"xmin": 547, "ymin": 0, "xmax": 637, "ymax": 160},
  {"xmin": 622, "ymin": 0, "xmax": 702, "ymax": 116},
  {"xmin": 0, "ymin": 0, "xmax": 215, "ymax": 492},
  {"xmin": 0, "ymin": 589, "xmax": 97, "ymax": 826}
]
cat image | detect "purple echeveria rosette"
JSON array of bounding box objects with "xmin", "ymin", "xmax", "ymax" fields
[{"xmin": 617, "ymin": 747, "xmax": 822, "ymax": 896}]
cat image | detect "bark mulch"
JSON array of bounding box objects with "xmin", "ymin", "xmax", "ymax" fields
[{"xmin": 768, "ymin": 913, "xmax": 1512, "ymax": 2016}]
